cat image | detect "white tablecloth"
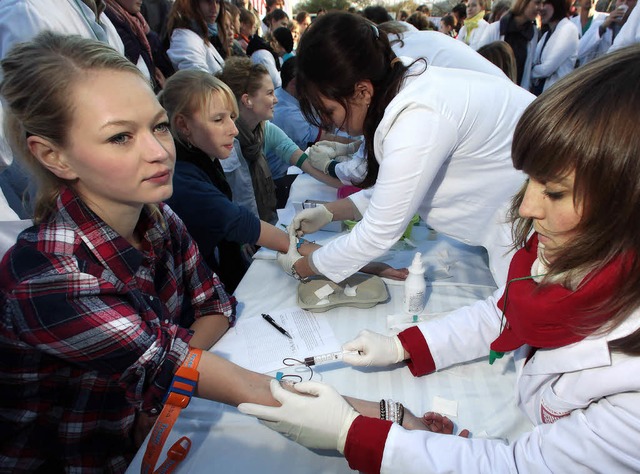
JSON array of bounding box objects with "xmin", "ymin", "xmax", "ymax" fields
[{"xmin": 127, "ymin": 175, "xmax": 533, "ymax": 473}]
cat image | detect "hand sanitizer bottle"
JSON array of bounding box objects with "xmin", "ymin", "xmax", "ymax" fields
[{"xmin": 404, "ymin": 252, "xmax": 426, "ymax": 315}]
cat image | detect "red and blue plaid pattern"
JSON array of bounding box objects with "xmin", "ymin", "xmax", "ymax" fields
[{"xmin": 0, "ymin": 187, "xmax": 235, "ymax": 472}]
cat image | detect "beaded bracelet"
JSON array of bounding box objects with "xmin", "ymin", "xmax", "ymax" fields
[
  {"xmin": 380, "ymin": 399, "xmax": 405, "ymax": 425},
  {"xmin": 397, "ymin": 403, "xmax": 405, "ymax": 426},
  {"xmin": 387, "ymin": 399, "xmax": 397, "ymax": 424}
]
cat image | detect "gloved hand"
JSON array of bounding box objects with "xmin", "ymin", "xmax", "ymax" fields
[
  {"xmin": 277, "ymin": 233, "xmax": 303, "ymax": 277},
  {"xmin": 342, "ymin": 329, "xmax": 406, "ymax": 367},
  {"xmin": 305, "ymin": 140, "xmax": 362, "ymax": 174},
  {"xmin": 238, "ymin": 379, "xmax": 359, "ymax": 453},
  {"xmin": 290, "ymin": 205, "xmax": 333, "ymax": 237}
]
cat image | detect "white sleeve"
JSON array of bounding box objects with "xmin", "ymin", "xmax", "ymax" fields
[
  {"xmin": 250, "ymin": 50, "xmax": 282, "ymax": 89},
  {"xmin": 577, "ymin": 19, "xmax": 612, "ymax": 59},
  {"xmin": 311, "ymin": 105, "xmax": 457, "ymax": 282},
  {"xmin": 609, "ymin": 5, "xmax": 640, "ymax": 52},
  {"xmin": 457, "ymin": 26, "xmax": 468, "ymax": 44},
  {"xmin": 531, "ymin": 22, "xmax": 578, "ymax": 79},
  {"xmin": 334, "ymin": 142, "xmax": 367, "ymax": 185},
  {"xmin": 168, "ymin": 29, "xmax": 211, "ymax": 72},
  {"xmin": 381, "ymin": 392, "xmax": 640, "ymax": 473},
  {"xmin": 417, "ymin": 287, "xmax": 504, "ymax": 369}
]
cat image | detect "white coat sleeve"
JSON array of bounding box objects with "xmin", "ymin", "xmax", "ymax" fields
[
  {"xmin": 416, "ymin": 287, "xmax": 504, "ymax": 369},
  {"xmin": 576, "ymin": 19, "xmax": 612, "ymax": 61},
  {"xmin": 311, "ymin": 105, "xmax": 457, "ymax": 282},
  {"xmin": 380, "ymin": 390, "xmax": 640, "ymax": 474},
  {"xmin": 457, "ymin": 25, "xmax": 468, "ymax": 44},
  {"xmin": 609, "ymin": 4, "xmax": 640, "ymax": 52},
  {"xmin": 168, "ymin": 29, "xmax": 211, "ymax": 72},
  {"xmin": 531, "ymin": 22, "xmax": 578, "ymax": 80}
]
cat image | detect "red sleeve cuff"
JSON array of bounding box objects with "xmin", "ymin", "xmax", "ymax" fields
[
  {"xmin": 344, "ymin": 415, "xmax": 393, "ymax": 473},
  {"xmin": 398, "ymin": 326, "xmax": 436, "ymax": 376}
]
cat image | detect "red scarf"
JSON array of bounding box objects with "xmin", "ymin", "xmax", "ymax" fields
[
  {"xmin": 490, "ymin": 234, "xmax": 625, "ymax": 353},
  {"xmin": 105, "ymin": 0, "xmax": 152, "ymax": 59}
]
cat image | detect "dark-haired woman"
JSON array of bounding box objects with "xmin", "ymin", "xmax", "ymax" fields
[
  {"xmin": 284, "ymin": 12, "xmax": 534, "ymax": 287},
  {"xmin": 475, "ymin": 0, "xmax": 542, "ymax": 89},
  {"xmin": 529, "ymin": 0, "xmax": 579, "ymax": 94},
  {"xmin": 166, "ymin": 0, "xmax": 230, "ymax": 74}
]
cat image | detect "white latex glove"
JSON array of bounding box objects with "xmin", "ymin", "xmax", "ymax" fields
[
  {"xmin": 290, "ymin": 204, "xmax": 333, "ymax": 237},
  {"xmin": 276, "ymin": 233, "xmax": 303, "ymax": 277},
  {"xmin": 305, "ymin": 140, "xmax": 362, "ymax": 173},
  {"xmin": 238, "ymin": 379, "xmax": 359, "ymax": 453},
  {"xmin": 342, "ymin": 329, "xmax": 405, "ymax": 367}
]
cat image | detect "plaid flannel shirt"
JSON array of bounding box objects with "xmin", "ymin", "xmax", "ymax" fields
[{"xmin": 0, "ymin": 187, "xmax": 235, "ymax": 473}]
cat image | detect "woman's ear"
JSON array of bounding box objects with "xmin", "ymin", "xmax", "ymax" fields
[
  {"xmin": 353, "ymin": 80, "xmax": 374, "ymax": 106},
  {"xmin": 27, "ymin": 136, "xmax": 78, "ymax": 180},
  {"xmin": 175, "ymin": 114, "xmax": 190, "ymax": 138},
  {"xmin": 241, "ymin": 93, "xmax": 253, "ymax": 108}
]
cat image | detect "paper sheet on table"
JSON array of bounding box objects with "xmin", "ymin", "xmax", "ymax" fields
[{"xmin": 212, "ymin": 307, "xmax": 342, "ymax": 374}]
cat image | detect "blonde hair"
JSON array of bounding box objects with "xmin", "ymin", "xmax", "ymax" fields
[
  {"xmin": 159, "ymin": 69, "xmax": 239, "ymax": 144},
  {"xmin": 1, "ymin": 32, "xmax": 144, "ymax": 224}
]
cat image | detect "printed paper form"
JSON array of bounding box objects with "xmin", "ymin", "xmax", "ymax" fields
[{"xmin": 212, "ymin": 307, "xmax": 342, "ymax": 374}]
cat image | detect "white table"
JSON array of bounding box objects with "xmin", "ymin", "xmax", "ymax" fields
[{"xmin": 127, "ymin": 175, "xmax": 532, "ymax": 473}]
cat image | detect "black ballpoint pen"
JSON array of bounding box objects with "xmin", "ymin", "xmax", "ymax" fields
[{"xmin": 261, "ymin": 313, "xmax": 292, "ymax": 339}]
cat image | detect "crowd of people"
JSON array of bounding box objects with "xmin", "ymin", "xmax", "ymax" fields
[{"xmin": 0, "ymin": 0, "xmax": 640, "ymax": 472}]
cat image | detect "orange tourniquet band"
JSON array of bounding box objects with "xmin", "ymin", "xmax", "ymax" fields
[{"xmin": 141, "ymin": 348, "xmax": 202, "ymax": 474}]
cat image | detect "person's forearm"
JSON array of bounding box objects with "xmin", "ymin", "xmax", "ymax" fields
[
  {"xmin": 319, "ymin": 131, "xmax": 355, "ymax": 144},
  {"xmin": 257, "ymin": 221, "xmax": 289, "ymax": 253},
  {"xmin": 293, "ymin": 254, "xmax": 318, "ymax": 278},
  {"xmin": 189, "ymin": 314, "xmax": 230, "ymax": 350},
  {"xmin": 301, "ymin": 160, "xmax": 343, "ymax": 188},
  {"xmin": 324, "ymin": 198, "xmax": 358, "ymax": 221},
  {"xmin": 195, "ymin": 351, "xmax": 278, "ymax": 406}
]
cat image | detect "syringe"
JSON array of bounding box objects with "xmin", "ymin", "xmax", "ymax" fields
[{"xmin": 303, "ymin": 350, "xmax": 359, "ymax": 366}]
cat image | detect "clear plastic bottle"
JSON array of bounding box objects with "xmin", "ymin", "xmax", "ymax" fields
[{"xmin": 403, "ymin": 252, "xmax": 426, "ymax": 315}]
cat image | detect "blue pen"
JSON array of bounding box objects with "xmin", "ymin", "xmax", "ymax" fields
[{"xmin": 261, "ymin": 313, "xmax": 292, "ymax": 339}]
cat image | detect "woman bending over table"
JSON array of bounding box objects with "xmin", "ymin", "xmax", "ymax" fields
[
  {"xmin": 281, "ymin": 12, "xmax": 534, "ymax": 287},
  {"xmin": 239, "ymin": 46, "xmax": 640, "ymax": 473}
]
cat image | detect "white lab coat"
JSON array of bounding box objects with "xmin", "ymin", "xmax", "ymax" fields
[
  {"xmin": 167, "ymin": 28, "xmax": 224, "ymax": 75},
  {"xmin": 388, "ymin": 28, "xmax": 508, "ymax": 79},
  {"xmin": 609, "ymin": 4, "xmax": 640, "ymax": 52},
  {"xmin": 457, "ymin": 19, "xmax": 490, "ymax": 50},
  {"xmin": 475, "ymin": 20, "xmax": 539, "ymax": 90},
  {"xmin": 312, "ymin": 63, "xmax": 534, "ymax": 287},
  {"xmin": 575, "ymin": 12, "xmax": 616, "ymax": 64},
  {"xmin": 571, "ymin": 12, "xmax": 609, "ymax": 65},
  {"xmin": 379, "ymin": 288, "xmax": 640, "ymax": 473},
  {"xmin": 531, "ymin": 18, "xmax": 579, "ymax": 92}
]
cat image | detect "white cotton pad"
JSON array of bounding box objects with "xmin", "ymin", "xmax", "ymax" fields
[
  {"xmin": 316, "ymin": 298, "xmax": 331, "ymax": 305},
  {"xmin": 344, "ymin": 284, "xmax": 357, "ymax": 297},
  {"xmin": 432, "ymin": 396, "xmax": 458, "ymax": 418},
  {"xmin": 314, "ymin": 284, "xmax": 335, "ymax": 300}
]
